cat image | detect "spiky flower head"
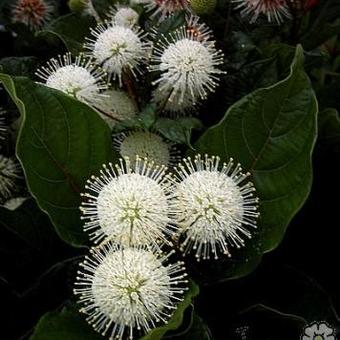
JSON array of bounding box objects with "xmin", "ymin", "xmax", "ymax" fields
[
  {"xmin": 36, "ymin": 53, "xmax": 108, "ymax": 106},
  {"xmin": 80, "ymin": 157, "xmax": 177, "ymax": 247},
  {"xmin": 74, "ymin": 244, "xmax": 188, "ymax": 339},
  {"xmin": 150, "ymin": 26, "xmax": 225, "ymax": 113},
  {"xmin": 233, "ymin": 0, "xmax": 291, "ymax": 24},
  {"xmin": 12, "ymin": 0, "xmax": 53, "ymax": 30},
  {"xmin": 94, "ymin": 89, "xmax": 138, "ymax": 128},
  {"xmin": 0, "ymin": 155, "xmax": 21, "ymax": 201},
  {"xmin": 173, "ymin": 154, "xmax": 259, "ymax": 260},
  {"xmin": 141, "ymin": 0, "xmax": 190, "ymax": 20},
  {"xmin": 113, "ymin": 131, "xmax": 180, "ymax": 167},
  {"xmin": 108, "ymin": 5, "xmax": 139, "ymax": 27},
  {"xmin": 85, "ymin": 23, "xmax": 151, "ymax": 84}
]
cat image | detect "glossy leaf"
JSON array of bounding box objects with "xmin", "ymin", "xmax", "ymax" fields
[
  {"xmin": 38, "ymin": 14, "xmax": 95, "ymax": 55},
  {"xmin": 0, "ymin": 74, "xmax": 114, "ymax": 247},
  {"xmin": 193, "ymin": 45, "xmax": 318, "ymax": 281},
  {"xmin": 30, "ymin": 304, "xmax": 103, "ymax": 340}
]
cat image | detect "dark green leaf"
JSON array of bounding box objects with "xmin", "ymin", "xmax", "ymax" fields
[
  {"xmin": 193, "ymin": 45, "xmax": 318, "ymax": 281},
  {"xmin": 178, "ymin": 313, "xmax": 213, "ymax": 340},
  {"xmin": 154, "ymin": 117, "xmax": 203, "ymax": 147},
  {"xmin": 155, "ymin": 11, "xmax": 186, "ymax": 36},
  {"xmin": 38, "ymin": 14, "xmax": 95, "ymax": 55},
  {"xmin": 30, "ymin": 303, "xmax": 103, "ymax": 340},
  {"xmin": 111, "ymin": 104, "xmax": 157, "ymax": 133},
  {"xmin": 0, "ymin": 74, "xmax": 115, "ymax": 247}
]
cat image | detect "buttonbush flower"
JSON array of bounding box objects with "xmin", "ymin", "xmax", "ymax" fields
[
  {"xmin": 108, "ymin": 5, "xmax": 139, "ymax": 27},
  {"xmin": 0, "ymin": 155, "xmax": 21, "ymax": 201},
  {"xmin": 36, "ymin": 53, "xmax": 108, "ymax": 106},
  {"xmin": 12, "ymin": 0, "xmax": 53, "ymax": 30},
  {"xmin": 141, "ymin": 0, "xmax": 190, "ymax": 20},
  {"xmin": 173, "ymin": 154, "xmax": 259, "ymax": 260},
  {"xmin": 233, "ymin": 0, "xmax": 291, "ymax": 24},
  {"xmin": 150, "ymin": 26, "xmax": 224, "ymax": 113},
  {"xmin": 74, "ymin": 244, "xmax": 188, "ymax": 339},
  {"xmin": 80, "ymin": 157, "xmax": 177, "ymax": 246},
  {"xmin": 113, "ymin": 131, "xmax": 180, "ymax": 167},
  {"xmin": 85, "ymin": 23, "xmax": 151, "ymax": 84}
]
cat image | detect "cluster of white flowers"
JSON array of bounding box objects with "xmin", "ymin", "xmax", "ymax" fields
[
  {"xmin": 36, "ymin": 15, "xmax": 226, "ymax": 118},
  {"xmin": 75, "ymin": 153, "xmax": 259, "ymax": 338}
]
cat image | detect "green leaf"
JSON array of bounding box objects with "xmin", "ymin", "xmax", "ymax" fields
[
  {"xmin": 154, "ymin": 11, "xmax": 186, "ymax": 36},
  {"xmin": 30, "ymin": 304, "xmax": 103, "ymax": 340},
  {"xmin": 140, "ymin": 280, "xmax": 200, "ymax": 340},
  {"xmin": 0, "ymin": 198, "xmax": 58, "ymax": 250},
  {"xmin": 193, "ymin": 45, "xmax": 318, "ymax": 281},
  {"xmin": 179, "ymin": 313, "xmax": 213, "ymax": 340},
  {"xmin": 111, "ymin": 104, "xmax": 157, "ymax": 133},
  {"xmin": 38, "ymin": 14, "xmax": 95, "ymax": 55},
  {"xmin": 0, "ymin": 74, "xmax": 114, "ymax": 247},
  {"xmin": 154, "ymin": 117, "xmax": 203, "ymax": 147}
]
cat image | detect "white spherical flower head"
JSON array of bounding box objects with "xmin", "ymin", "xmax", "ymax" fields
[
  {"xmin": 12, "ymin": 0, "xmax": 53, "ymax": 30},
  {"xmin": 109, "ymin": 5, "xmax": 139, "ymax": 27},
  {"xmin": 113, "ymin": 131, "xmax": 180, "ymax": 167},
  {"xmin": 150, "ymin": 27, "xmax": 225, "ymax": 112},
  {"xmin": 173, "ymin": 154, "xmax": 259, "ymax": 260},
  {"xmin": 0, "ymin": 155, "xmax": 21, "ymax": 201},
  {"xmin": 233, "ymin": 0, "xmax": 291, "ymax": 24},
  {"xmin": 36, "ymin": 53, "xmax": 108, "ymax": 106},
  {"xmin": 80, "ymin": 157, "xmax": 177, "ymax": 247},
  {"xmin": 94, "ymin": 89, "xmax": 138, "ymax": 128},
  {"xmin": 74, "ymin": 245, "xmax": 188, "ymax": 339},
  {"xmin": 85, "ymin": 23, "xmax": 151, "ymax": 84}
]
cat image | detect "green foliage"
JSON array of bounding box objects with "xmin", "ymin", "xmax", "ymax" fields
[
  {"xmin": 30, "ymin": 304, "xmax": 103, "ymax": 340},
  {"xmin": 38, "ymin": 14, "xmax": 96, "ymax": 55},
  {"xmin": 193, "ymin": 46, "xmax": 318, "ymax": 281},
  {"xmin": 0, "ymin": 74, "xmax": 115, "ymax": 247}
]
